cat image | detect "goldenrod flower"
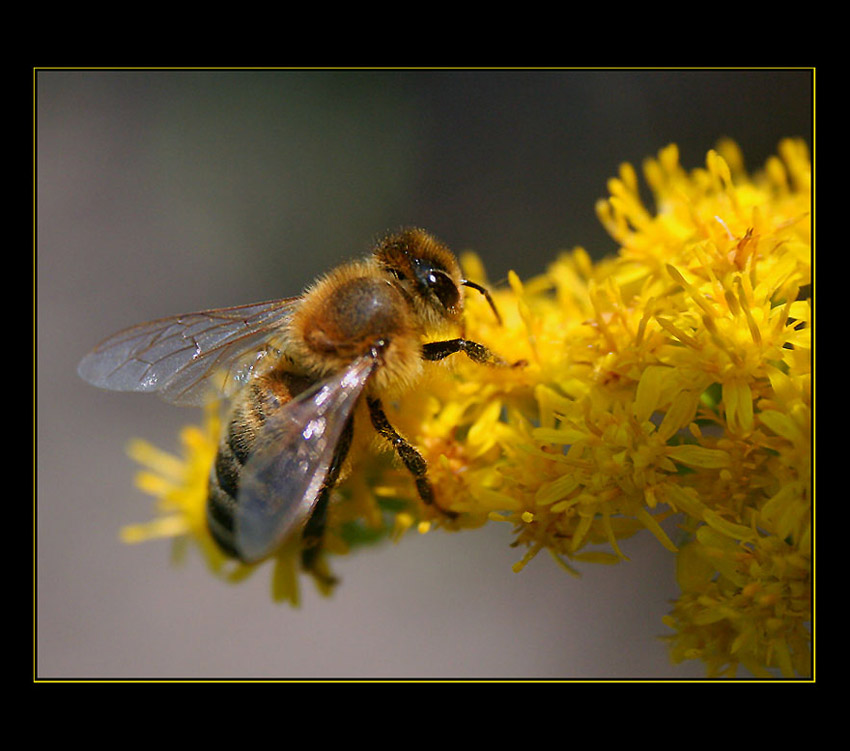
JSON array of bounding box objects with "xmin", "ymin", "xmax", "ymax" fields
[{"xmin": 123, "ymin": 139, "xmax": 812, "ymax": 676}]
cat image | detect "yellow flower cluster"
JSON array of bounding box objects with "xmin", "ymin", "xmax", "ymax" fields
[{"xmin": 122, "ymin": 139, "xmax": 812, "ymax": 676}]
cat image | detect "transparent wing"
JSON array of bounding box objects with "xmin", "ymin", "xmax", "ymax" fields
[
  {"xmin": 77, "ymin": 298, "xmax": 299, "ymax": 406},
  {"xmin": 234, "ymin": 353, "xmax": 377, "ymax": 563}
]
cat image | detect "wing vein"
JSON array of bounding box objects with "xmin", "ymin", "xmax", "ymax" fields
[{"xmin": 78, "ymin": 298, "xmax": 300, "ymax": 405}]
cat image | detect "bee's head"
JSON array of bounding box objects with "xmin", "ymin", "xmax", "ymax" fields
[
  {"xmin": 374, "ymin": 228, "xmax": 463, "ymax": 323},
  {"xmin": 374, "ymin": 228, "xmax": 501, "ymax": 329}
]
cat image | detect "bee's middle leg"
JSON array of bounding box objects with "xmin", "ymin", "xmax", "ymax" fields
[{"xmin": 366, "ymin": 396, "xmax": 458, "ymax": 519}]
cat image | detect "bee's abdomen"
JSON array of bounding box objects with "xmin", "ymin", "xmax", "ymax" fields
[
  {"xmin": 206, "ymin": 371, "xmax": 313, "ymax": 561},
  {"xmin": 206, "ymin": 434, "xmax": 247, "ymax": 558}
]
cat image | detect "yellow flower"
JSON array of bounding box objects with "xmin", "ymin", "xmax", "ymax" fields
[
  {"xmin": 122, "ymin": 139, "xmax": 811, "ymax": 676},
  {"xmin": 663, "ymin": 527, "xmax": 811, "ymax": 678}
]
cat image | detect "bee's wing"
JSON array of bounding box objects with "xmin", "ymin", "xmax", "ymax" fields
[
  {"xmin": 234, "ymin": 353, "xmax": 377, "ymax": 564},
  {"xmin": 77, "ymin": 298, "xmax": 299, "ymax": 406}
]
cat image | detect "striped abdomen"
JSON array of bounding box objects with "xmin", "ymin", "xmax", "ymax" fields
[{"xmin": 206, "ymin": 370, "xmax": 314, "ymax": 560}]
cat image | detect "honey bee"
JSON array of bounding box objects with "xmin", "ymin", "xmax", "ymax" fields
[{"xmin": 79, "ymin": 228, "xmax": 517, "ymax": 574}]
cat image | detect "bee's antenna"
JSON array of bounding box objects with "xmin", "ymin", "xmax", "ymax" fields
[{"xmin": 461, "ymin": 279, "xmax": 503, "ymax": 326}]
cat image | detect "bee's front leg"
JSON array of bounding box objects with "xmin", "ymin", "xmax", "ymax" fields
[{"xmin": 421, "ymin": 339, "xmax": 525, "ymax": 368}]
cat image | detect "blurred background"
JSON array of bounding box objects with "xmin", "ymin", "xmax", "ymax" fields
[{"xmin": 36, "ymin": 69, "xmax": 813, "ymax": 679}]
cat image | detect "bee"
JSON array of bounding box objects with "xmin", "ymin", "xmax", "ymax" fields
[{"xmin": 78, "ymin": 228, "xmax": 518, "ymax": 575}]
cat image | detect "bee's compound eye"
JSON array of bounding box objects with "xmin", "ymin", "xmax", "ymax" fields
[{"xmin": 427, "ymin": 270, "xmax": 459, "ymax": 311}]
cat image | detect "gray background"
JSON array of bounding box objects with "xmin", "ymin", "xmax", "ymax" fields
[{"xmin": 36, "ymin": 69, "xmax": 812, "ymax": 679}]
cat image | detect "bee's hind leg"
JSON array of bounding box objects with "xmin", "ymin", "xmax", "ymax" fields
[
  {"xmin": 300, "ymin": 416, "xmax": 354, "ymax": 584},
  {"xmin": 366, "ymin": 396, "xmax": 458, "ymax": 520}
]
